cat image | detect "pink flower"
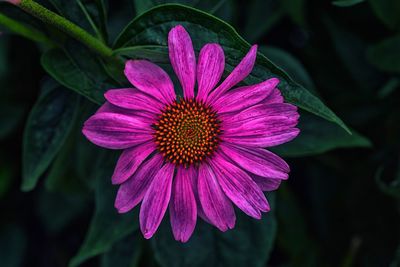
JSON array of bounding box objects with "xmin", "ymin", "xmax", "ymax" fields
[{"xmin": 82, "ymin": 25, "xmax": 299, "ymax": 242}]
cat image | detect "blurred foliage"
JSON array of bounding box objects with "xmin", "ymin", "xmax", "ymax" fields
[{"xmin": 0, "ymin": 0, "xmax": 399, "ymax": 266}]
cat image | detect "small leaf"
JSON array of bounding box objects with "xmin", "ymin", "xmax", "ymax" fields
[
  {"xmin": 113, "ymin": 4, "xmax": 350, "ymax": 132},
  {"xmin": 367, "ymin": 35, "xmax": 400, "ymax": 74},
  {"xmin": 332, "ymin": 0, "xmax": 365, "ymax": 7},
  {"xmin": 272, "ymin": 113, "xmax": 371, "ymax": 157},
  {"xmin": 375, "ymin": 165, "xmax": 400, "ymax": 198},
  {"xmin": 69, "ymin": 152, "xmax": 139, "ymax": 267},
  {"xmin": 152, "ymin": 194, "xmax": 277, "ymax": 267},
  {"xmin": 22, "ymin": 79, "xmax": 80, "ymax": 191}
]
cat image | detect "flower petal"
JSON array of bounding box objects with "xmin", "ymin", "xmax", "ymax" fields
[
  {"xmin": 212, "ymin": 78, "xmax": 279, "ymax": 113},
  {"xmin": 140, "ymin": 163, "xmax": 175, "ymax": 239},
  {"xmin": 114, "ymin": 154, "xmax": 163, "ymax": 213},
  {"xmin": 169, "ymin": 167, "xmax": 197, "ymax": 242},
  {"xmin": 196, "ymin": 43, "xmax": 225, "ymax": 102},
  {"xmin": 82, "ymin": 113, "xmax": 153, "ymax": 149},
  {"xmin": 124, "ymin": 60, "xmax": 176, "ymax": 105},
  {"xmin": 224, "ymin": 128, "xmax": 300, "ymax": 147},
  {"xmin": 105, "ymin": 88, "xmax": 164, "ymax": 114},
  {"xmin": 112, "ymin": 141, "xmax": 156, "ymax": 185},
  {"xmin": 207, "ymin": 45, "xmax": 258, "ymax": 103},
  {"xmin": 210, "ymin": 153, "xmax": 270, "ymax": 219},
  {"xmin": 97, "ymin": 102, "xmax": 156, "ymax": 122},
  {"xmin": 249, "ymin": 173, "xmax": 282, "ymax": 191},
  {"xmin": 220, "ymin": 103, "xmax": 298, "ymax": 128},
  {"xmin": 264, "ymin": 87, "xmax": 284, "ymax": 104},
  {"xmin": 198, "ymin": 163, "xmax": 236, "ymax": 231},
  {"xmin": 220, "ymin": 143, "xmax": 289, "ymax": 179},
  {"xmin": 168, "ymin": 25, "xmax": 196, "ymax": 99}
]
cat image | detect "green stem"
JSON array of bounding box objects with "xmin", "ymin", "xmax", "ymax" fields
[
  {"xmin": 18, "ymin": 0, "xmax": 113, "ymax": 57},
  {"xmin": 0, "ymin": 12, "xmax": 52, "ymax": 44}
]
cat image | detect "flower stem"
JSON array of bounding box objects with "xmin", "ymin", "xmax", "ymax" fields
[
  {"xmin": 18, "ymin": 0, "xmax": 113, "ymax": 57},
  {"xmin": 0, "ymin": 12, "xmax": 52, "ymax": 44}
]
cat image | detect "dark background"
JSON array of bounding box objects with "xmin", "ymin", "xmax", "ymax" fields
[{"xmin": 0, "ymin": 0, "xmax": 399, "ymax": 266}]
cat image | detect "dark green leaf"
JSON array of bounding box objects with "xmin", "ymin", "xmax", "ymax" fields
[
  {"xmin": 113, "ymin": 4, "xmax": 349, "ymax": 132},
  {"xmin": 332, "ymin": 0, "xmax": 365, "ymax": 7},
  {"xmin": 367, "ymin": 35, "xmax": 400, "ymax": 74},
  {"xmin": 152, "ymin": 194, "xmax": 277, "ymax": 267},
  {"xmin": 260, "ymin": 46, "xmax": 316, "ymax": 93},
  {"xmin": 22, "ymin": 79, "xmax": 80, "ymax": 191},
  {"xmin": 100, "ymin": 234, "xmax": 142, "ymax": 267},
  {"xmin": 369, "ymin": 0, "xmax": 400, "ymax": 30},
  {"xmin": 0, "ymin": 165, "xmax": 12, "ymax": 198},
  {"xmin": 277, "ymin": 185, "xmax": 319, "ymax": 266},
  {"xmin": 41, "ymin": 41, "xmax": 115, "ymax": 104},
  {"xmin": 69, "ymin": 152, "xmax": 139, "ymax": 267},
  {"xmin": 272, "ymin": 113, "xmax": 371, "ymax": 157},
  {"xmin": 0, "ymin": 225, "xmax": 27, "ymax": 267}
]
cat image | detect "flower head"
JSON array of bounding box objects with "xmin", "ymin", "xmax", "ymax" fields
[{"xmin": 83, "ymin": 25, "xmax": 299, "ymax": 242}]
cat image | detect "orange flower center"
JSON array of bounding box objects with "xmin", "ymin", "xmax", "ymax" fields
[{"xmin": 154, "ymin": 98, "xmax": 221, "ymax": 166}]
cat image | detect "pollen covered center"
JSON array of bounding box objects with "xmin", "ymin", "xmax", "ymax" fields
[{"xmin": 154, "ymin": 98, "xmax": 221, "ymax": 165}]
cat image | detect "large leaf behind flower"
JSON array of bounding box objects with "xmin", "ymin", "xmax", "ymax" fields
[
  {"xmin": 112, "ymin": 4, "xmax": 349, "ymax": 133},
  {"xmin": 22, "ymin": 79, "xmax": 80, "ymax": 191}
]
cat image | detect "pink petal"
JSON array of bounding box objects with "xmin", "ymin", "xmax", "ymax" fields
[
  {"xmin": 207, "ymin": 45, "xmax": 258, "ymax": 103},
  {"xmin": 140, "ymin": 163, "xmax": 175, "ymax": 239},
  {"xmin": 264, "ymin": 87, "xmax": 284, "ymax": 104},
  {"xmin": 249, "ymin": 173, "xmax": 282, "ymax": 191},
  {"xmin": 187, "ymin": 166, "xmax": 211, "ymax": 223},
  {"xmin": 196, "ymin": 43, "xmax": 225, "ymax": 102},
  {"xmin": 168, "ymin": 25, "xmax": 196, "ymax": 99},
  {"xmin": 210, "ymin": 153, "xmax": 270, "ymax": 219},
  {"xmin": 82, "ymin": 113, "xmax": 153, "ymax": 149},
  {"xmin": 198, "ymin": 163, "xmax": 236, "ymax": 231},
  {"xmin": 97, "ymin": 102, "xmax": 156, "ymax": 122},
  {"xmin": 224, "ymin": 128, "xmax": 300, "ymax": 147},
  {"xmin": 212, "ymin": 78, "xmax": 279, "ymax": 113},
  {"xmin": 124, "ymin": 60, "xmax": 176, "ymax": 105},
  {"xmin": 220, "ymin": 103, "xmax": 298, "ymax": 128},
  {"xmin": 114, "ymin": 154, "xmax": 163, "ymax": 213},
  {"xmin": 112, "ymin": 141, "xmax": 156, "ymax": 184},
  {"xmin": 105, "ymin": 88, "xmax": 164, "ymax": 114},
  {"xmin": 169, "ymin": 167, "xmax": 197, "ymax": 242},
  {"xmin": 219, "ymin": 143, "xmax": 289, "ymax": 179}
]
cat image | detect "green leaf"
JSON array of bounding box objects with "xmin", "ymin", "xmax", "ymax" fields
[
  {"xmin": 369, "ymin": 0, "xmax": 400, "ymax": 30},
  {"xmin": 100, "ymin": 235, "xmax": 142, "ymax": 267},
  {"xmin": 21, "ymin": 79, "xmax": 80, "ymax": 191},
  {"xmin": 332, "ymin": 0, "xmax": 365, "ymax": 7},
  {"xmin": 41, "ymin": 41, "xmax": 115, "ymax": 104},
  {"xmin": 0, "ymin": 225, "xmax": 27, "ymax": 267},
  {"xmin": 272, "ymin": 113, "xmax": 371, "ymax": 157},
  {"xmin": 69, "ymin": 152, "xmax": 139, "ymax": 267},
  {"xmin": 367, "ymin": 35, "xmax": 400, "ymax": 74},
  {"xmin": 259, "ymin": 46, "xmax": 316, "ymax": 93},
  {"xmin": 152, "ymin": 193, "xmax": 277, "ymax": 267},
  {"xmin": 277, "ymin": 185, "xmax": 319, "ymax": 266},
  {"xmin": 113, "ymin": 4, "xmax": 350, "ymax": 133},
  {"xmin": 77, "ymin": 0, "xmax": 109, "ymax": 43}
]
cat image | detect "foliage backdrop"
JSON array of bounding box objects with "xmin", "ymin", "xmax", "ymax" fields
[{"xmin": 0, "ymin": 0, "xmax": 399, "ymax": 266}]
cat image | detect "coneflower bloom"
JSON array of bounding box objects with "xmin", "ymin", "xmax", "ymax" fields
[{"xmin": 83, "ymin": 25, "xmax": 299, "ymax": 242}]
